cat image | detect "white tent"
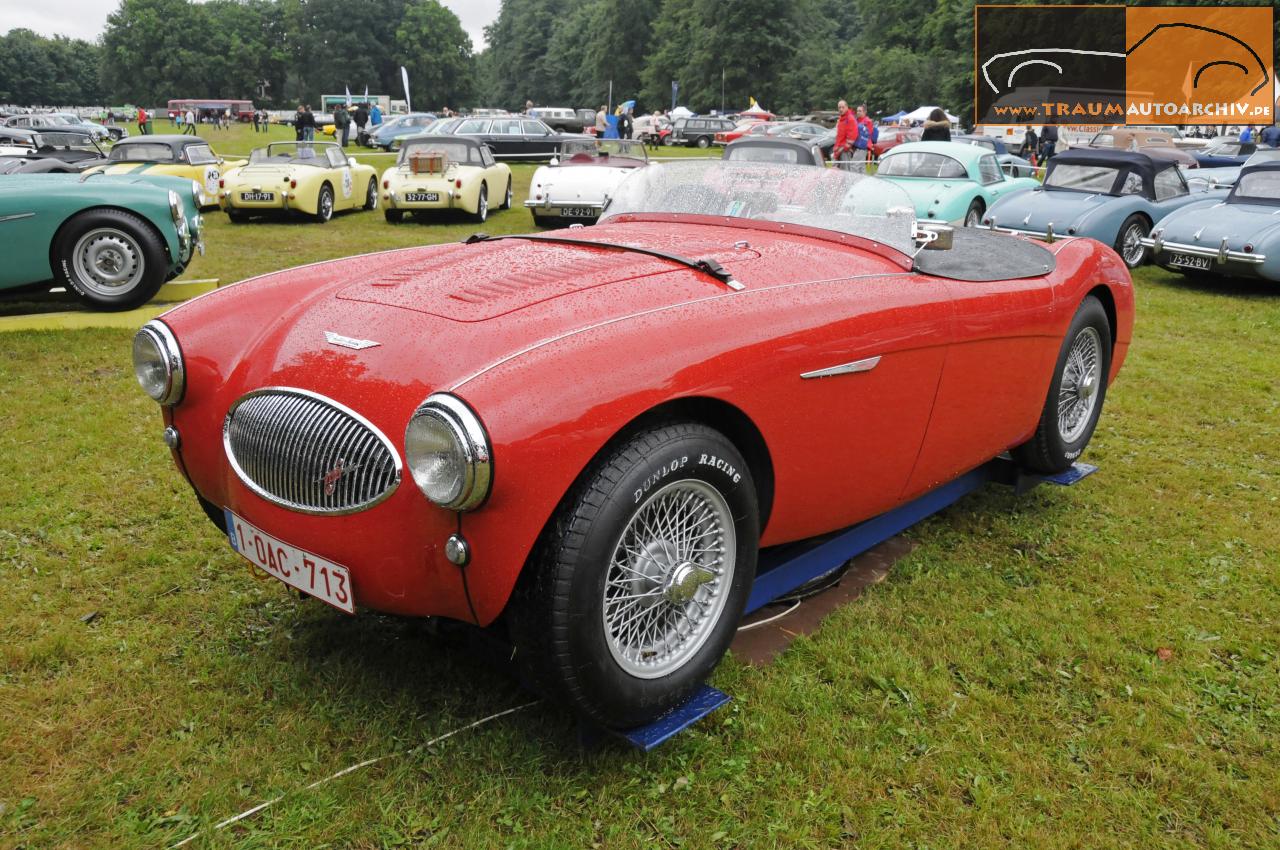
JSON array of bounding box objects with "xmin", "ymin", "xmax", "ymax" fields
[
  {"xmin": 670, "ymin": 105, "xmax": 694, "ymax": 119},
  {"xmin": 903, "ymin": 105, "xmax": 959, "ymax": 124}
]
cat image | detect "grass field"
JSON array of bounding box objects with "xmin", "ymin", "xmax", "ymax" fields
[{"xmin": 1, "ymin": 122, "xmax": 1278, "ymax": 848}]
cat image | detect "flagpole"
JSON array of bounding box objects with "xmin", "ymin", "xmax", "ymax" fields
[
  {"xmin": 608, "ymin": 80, "xmax": 613, "ymax": 114},
  {"xmin": 720, "ymin": 68, "xmax": 725, "ymax": 115}
]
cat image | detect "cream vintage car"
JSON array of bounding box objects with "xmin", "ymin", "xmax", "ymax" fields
[
  {"xmin": 83, "ymin": 135, "xmax": 245, "ymax": 208},
  {"xmin": 381, "ymin": 135, "xmax": 512, "ymax": 223},
  {"xmin": 218, "ymin": 142, "xmax": 378, "ymax": 223},
  {"xmin": 526, "ymin": 139, "xmax": 649, "ymax": 226}
]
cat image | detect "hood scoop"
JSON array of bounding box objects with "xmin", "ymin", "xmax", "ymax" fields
[{"xmin": 338, "ymin": 240, "xmax": 680, "ymax": 322}]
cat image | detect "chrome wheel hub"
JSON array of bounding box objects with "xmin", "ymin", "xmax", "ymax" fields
[
  {"xmin": 72, "ymin": 228, "xmax": 143, "ymax": 295},
  {"xmin": 1058, "ymin": 326, "xmax": 1102, "ymax": 443},
  {"xmin": 603, "ymin": 479, "xmax": 735, "ymax": 679},
  {"xmin": 1122, "ymin": 224, "xmax": 1145, "ymax": 266}
]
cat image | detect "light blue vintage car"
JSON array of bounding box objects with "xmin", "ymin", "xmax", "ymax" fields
[
  {"xmin": 0, "ymin": 173, "xmax": 203, "ymax": 309},
  {"xmin": 1142, "ymin": 162, "xmax": 1280, "ymax": 282},
  {"xmin": 981, "ymin": 148, "xmax": 1226, "ymax": 269},
  {"xmin": 1183, "ymin": 147, "xmax": 1280, "ymax": 190},
  {"xmin": 874, "ymin": 141, "xmax": 1040, "ymax": 227}
]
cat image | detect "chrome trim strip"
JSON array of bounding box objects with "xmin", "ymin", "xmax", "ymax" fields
[
  {"xmin": 1138, "ymin": 237, "xmax": 1265, "ymax": 265},
  {"xmin": 223, "ymin": 386, "xmax": 403, "ymax": 516},
  {"xmin": 0, "ymin": 213, "xmax": 35, "ymax": 224},
  {"xmin": 800, "ymin": 356, "xmax": 882, "ymax": 380}
]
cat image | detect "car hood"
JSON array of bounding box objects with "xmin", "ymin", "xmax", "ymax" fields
[{"xmin": 987, "ymin": 187, "xmax": 1116, "ymax": 230}]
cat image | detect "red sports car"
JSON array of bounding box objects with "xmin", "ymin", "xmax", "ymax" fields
[
  {"xmin": 133, "ymin": 162, "xmax": 1134, "ymax": 729},
  {"xmin": 714, "ymin": 120, "xmax": 771, "ymax": 145}
]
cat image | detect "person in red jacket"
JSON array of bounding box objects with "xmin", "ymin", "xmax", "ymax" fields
[
  {"xmin": 855, "ymin": 104, "xmax": 875, "ymax": 170},
  {"xmin": 831, "ymin": 99, "xmax": 861, "ymax": 168}
]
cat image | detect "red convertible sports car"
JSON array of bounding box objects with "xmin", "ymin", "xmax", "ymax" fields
[{"xmin": 133, "ymin": 162, "xmax": 1133, "ymax": 729}]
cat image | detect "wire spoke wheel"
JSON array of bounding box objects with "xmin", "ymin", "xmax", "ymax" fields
[
  {"xmin": 603, "ymin": 479, "xmax": 736, "ymax": 679},
  {"xmin": 1057, "ymin": 325, "xmax": 1102, "ymax": 443},
  {"xmin": 72, "ymin": 228, "xmax": 144, "ymax": 296},
  {"xmin": 1122, "ymin": 223, "xmax": 1145, "ymax": 266}
]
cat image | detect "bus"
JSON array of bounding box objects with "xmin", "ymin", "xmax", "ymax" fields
[
  {"xmin": 167, "ymin": 99, "xmax": 254, "ymax": 122},
  {"xmin": 322, "ymin": 94, "xmax": 390, "ymax": 114}
]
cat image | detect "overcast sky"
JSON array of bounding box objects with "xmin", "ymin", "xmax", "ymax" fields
[{"xmin": 0, "ymin": 0, "xmax": 501, "ymax": 48}]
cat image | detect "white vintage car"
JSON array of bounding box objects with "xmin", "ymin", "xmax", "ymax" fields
[
  {"xmin": 525, "ymin": 139, "xmax": 649, "ymax": 226},
  {"xmin": 381, "ymin": 135, "xmax": 512, "ymax": 223}
]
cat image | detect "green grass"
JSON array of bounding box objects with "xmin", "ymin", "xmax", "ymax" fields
[{"xmin": 2, "ymin": 137, "xmax": 1279, "ymax": 847}]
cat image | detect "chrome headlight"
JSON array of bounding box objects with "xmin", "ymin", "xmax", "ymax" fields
[
  {"xmin": 191, "ymin": 179, "xmax": 201, "ymax": 204},
  {"xmin": 132, "ymin": 320, "xmax": 184, "ymax": 405},
  {"xmin": 168, "ymin": 190, "xmax": 183, "ymax": 224},
  {"xmin": 404, "ymin": 394, "xmax": 491, "ymax": 511}
]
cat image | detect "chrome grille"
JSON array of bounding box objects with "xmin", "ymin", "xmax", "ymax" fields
[{"xmin": 224, "ymin": 388, "xmax": 401, "ymax": 514}]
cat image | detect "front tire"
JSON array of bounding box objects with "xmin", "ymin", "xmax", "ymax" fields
[
  {"xmin": 53, "ymin": 209, "xmax": 168, "ymax": 311},
  {"xmin": 1114, "ymin": 214, "xmax": 1149, "ymax": 269},
  {"xmin": 501, "ymin": 178, "xmax": 513, "ymax": 210},
  {"xmin": 314, "ymin": 183, "xmax": 334, "ymax": 223},
  {"xmin": 473, "ymin": 182, "xmax": 488, "ymax": 223},
  {"xmin": 1014, "ymin": 295, "xmax": 1112, "ymax": 473},
  {"xmin": 508, "ymin": 422, "xmax": 758, "ymax": 729}
]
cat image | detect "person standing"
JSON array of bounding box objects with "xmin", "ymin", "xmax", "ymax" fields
[
  {"xmin": 175, "ymin": 109, "xmax": 184, "ymax": 132},
  {"xmin": 251, "ymin": 108, "xmax": 260, "ymax": 133},
  {"xmin": 370, "ymin": 103, "xmax": 382, "ymax": 129},
  {"xmin": 335, "ymin": 103, "xmax": 351, "ymax": 147},
  {"xmin": 136, "ymin": 106, "xmax": 149, "ymax": 136},
  {"xmin": 1260, "ymin": 122, "xmax": 1280, "ymax": 147},
  {"xmin": 1038, "ymin": 124, "xmax": 1058, "ymax": 163},
  {"xmin": 293, "ymin": 105, "xmax": 305, "ymax": 141},
  {"xmin": 300, "ymin": 105, "xmax": 316, "ymax": 142},
  {"xmin": 831, "ymin": 99, "xmax": 861, "ymax": 168},
  {"xmin": 855, "ymin": 104, "xmax": 875, "ymax": 169},
  {"xmin": 184, "ymin": 108, "xmax": 196, "ymax": 135},
  {"xmin": 619, "ymin": 108, "xmax": 633, "ymax": 140},
  {"xmin": 1023, "ymin": 126, "xmax": 1039, "ymax": 168},
  {"xmin": 595, "ymin": 105, "xmax": 606, "ymax": 136},
  {"xmin": 920, "ymin": 108, "xmax": 951, "ymax": 142},
  {"xmin": 353, "ymin": 102, "xmax": 369, "ymax": 144}
]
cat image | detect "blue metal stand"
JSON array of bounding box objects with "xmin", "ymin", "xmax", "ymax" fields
[{"xmin": 605, "ymin": 459, "xmax": 1098, "ymax": 749}]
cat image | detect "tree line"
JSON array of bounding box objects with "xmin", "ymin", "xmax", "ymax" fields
[{"xmin": 4, "ymin": 0, "xmax": 1271, "ymax": 121}]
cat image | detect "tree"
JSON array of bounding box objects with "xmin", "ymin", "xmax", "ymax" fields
[
  {"xmin": 482, "ymin": 0, "xmax": 586, "ymax": 108},
  {"xmin": 395, "ymin": 0, "xmax": 477, "ymax": 110}
]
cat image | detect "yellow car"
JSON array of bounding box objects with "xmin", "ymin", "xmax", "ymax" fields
[
  {"xmin": 381, "ymin": 136, "xmax": 512, "ymax": 223},
  {"xmin": 218, "ymin": 142, "xmax": 378, "ymax": 223},
  {"xmin": 84, "ymin": 135, "xmax": 245, "ymax": 208}
]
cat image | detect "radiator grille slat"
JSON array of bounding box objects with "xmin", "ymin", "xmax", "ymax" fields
[{"xmin": 224, "ymin": 388, "xmax": 402, "ymax": 515}]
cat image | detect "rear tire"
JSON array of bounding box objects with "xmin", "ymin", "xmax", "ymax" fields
[
  {"xmin": 508, "ymin": 422, "xmax": 758, "ymax": 729},
  {"xmin": 501, "ymin": 178, "xmax": 513, "ymax": 209},
  {"xmin": 473, "ymin": 182, "xmax": 488, "ymax": 223},
  {"xmin": 314, "ymin": 183, "xmax": 334, "ymax": 223},
  {"xmin": 53, "ymin": 209, "xmax": 168, "ymax": 311},
  {"xmin": 226, "ymin": 210, "xmax": 248, "ymax": 224},
  {"xmin": 963, "ymin": 199, "xmax": 984, "ymax": 228},
  {"xmin": 1014, "ymin": 295, "xmax": 1112, "ymax": 473},
  {"xmin": 384, "ymin": 209, "xmax": 403, "ymax": 223},
  {"xmin": 696, "ymin": 135, "xmax": 711, "ymax": 149}
]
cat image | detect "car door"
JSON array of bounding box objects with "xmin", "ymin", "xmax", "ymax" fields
[
  {"xmin": 326, "ymin": 145, "xmax": 356, "ymax": 208},
  {"xmin": 521, "ymin": 120, "xmax": 556, "ymax": 157}
]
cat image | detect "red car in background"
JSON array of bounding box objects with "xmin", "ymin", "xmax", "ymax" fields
[
  {"xmin": 872, "ymin": 125, "xmax": 921, "ymax": 157},
  {"xmin": 133, "ymin": 161, "xmax": 1133, "ymax": 730},
  {"xmin": 714, "ymin": 120, "xmax": 771, "ymax": 145}
]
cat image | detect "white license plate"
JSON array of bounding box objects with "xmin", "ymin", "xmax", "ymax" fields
[
  {"xmin": 1168, "ymin": 252, "xmax": 1211, "ymax": 271},
  {"xmin": 240, "ymin": 192, "xmax": 274, "ymax": 201},
  {"xmin": 559, "ymin": 207, "xmax": 595, "ymax": 217},
  {"xmin": 404, "ymin": 192, "xmax": 439, "ymax": 202},
  {"xmin": 223, "ymin": 509, "xmax": 354, "ymax": 614}
]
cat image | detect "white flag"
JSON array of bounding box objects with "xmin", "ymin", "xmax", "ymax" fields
[
  {"xmin": 344, "ymin": 85, "xmax": 351, "ymax": 106},
  {"xmin": 400, "ymin": 66, "xmax": 411, "ymax": 111}
]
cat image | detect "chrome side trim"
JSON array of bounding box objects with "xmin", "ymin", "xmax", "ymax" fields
[
  {"xmin": 800, "ymin": 356, "xmax": 882, "ymax": 380},
  {"xmin": 0, "ymin": 213, "xmax": 35, "ymax": 225}
]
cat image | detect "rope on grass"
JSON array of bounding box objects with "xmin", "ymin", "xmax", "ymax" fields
[{"xmin": 168, "ymin": 700, "xmax": 538, "ymax": 848}]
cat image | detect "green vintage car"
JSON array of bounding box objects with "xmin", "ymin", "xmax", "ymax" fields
[
  {"xmin": 875, "ymin": 141, "xmax": 1041, "ymax": 227},
  {"xmin": 0, "ymin": 173, "xmax": 203, "ymax": 310}
]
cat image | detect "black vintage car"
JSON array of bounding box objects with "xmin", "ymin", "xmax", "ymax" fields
[
  {"xmin": 721, "ymin": 137, "xmax": 825, "ymax": 167},
  {"xmin": 670, "ymin": 116, "xmax": 737, "ymax": 148},
  {"xmin": 0, "ymin": 128, "xmax": 108, "ymax": 173},
  {"xmin": 449, "ymin": 116, "xmax": 589, "ymax": 161}
]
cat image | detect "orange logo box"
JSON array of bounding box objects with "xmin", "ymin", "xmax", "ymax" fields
[{"xmin": 1126, "ymin": 6, "xmax": 1273, "ymax": 125}]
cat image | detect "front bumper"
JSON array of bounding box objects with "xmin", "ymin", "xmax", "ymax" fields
[{"xmin": 1141, "ymin": 233, "xmax": 1265, "ymax": 266}]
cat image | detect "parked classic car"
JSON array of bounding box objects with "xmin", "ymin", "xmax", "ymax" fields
[
  {"xmin": 84, "ymin": 135, "xmax": 246, "ymax": 207},
  {"xmin": 2, "ymin": 112, "xmax": 113, "ymax": 142},
  {"xmin": 1184, "ymin": 147, "xmax": 1280, "ymax": 189},
  {"xmin": 1142, "ymin": 162, "xmax": 1280, "ymax": 282},
  {"xmin": 633, "ymin": 114, "xmax": 672, "ymax": 146},
  {"xmin": 47, "ymin": 112, "xmax": 126, "ymax": 141},
  {"xmin": 382, "ymin": 136, "xmax": 512, "ymax": 223},
  {"xmin": 1189, "ymin": 140, "xmax": 1270, "ymax": 169},
  {"xmin": 131, "ymin": 160, "xmax": 1132, "ymax": 728},
  {"xmin": 218, "ymin": 142, "xmax": 378, "ymax": 223},
  {"xmin": 450, "ymin": 116, "xmax": 587, "ymax": 161},
  {"xmin": 670, "ymin": 116, "xmax": 737, "ymax": 148},
  {"xmin": 714, "ymin": 120, "xmax": 771, "ymax": 145},
  {"xmin": 1, "ymin": 173, "xmax": 202, "ymax": 309},
  {"xmin": 953, "ymin": 134, "xmax": 1036, "ymax": 177},
  {"xmin": 722, "ymin": 137, "xmax": 824, "ymax": 167},
  {"xmin": 1085, "ymin": 129, "xmax": 1198, "ymax": 168},
  {"xmin": 982, "ymin": 149, "xmax": 1225, "ymax": 269},
  {"xmin": 526, "ymin": 138, "xmax": 648, "ymax": 226},
  {"xmin": 365, "ymin": 113, "xmax": 439, "ymax": 150},
  {"xmin": 528, "ymin": 107, "xmax": 592, "ymax": 133},
  {"xmin": 876, "ymin": 141, "xmax": 1040, "ymax": 226},
  {"xmin": 0, "ymin": 128, "xmax": 108, "ymax": 173}
]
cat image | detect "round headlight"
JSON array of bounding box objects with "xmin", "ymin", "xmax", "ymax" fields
[
  {"xmin": 404, "ymin": 394, "xmax": 491, "ymax": 511},
  {"xmin": 168, "ymin": 189, "xmax": 183, "ymax": 224},
  {"xmin": 132, "ymin": 320, "xmax": 184, "ymax": 405},
  {"xmin": 191, "ymin": 180, "xmax": 201, "ymax": 204}
]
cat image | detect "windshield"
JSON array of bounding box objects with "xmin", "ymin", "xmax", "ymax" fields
[
  {"xmin": 560, "ymin": 139, "xmax": 646, "ymax": 159},
  {"xmin": 877, "ymin": 151, "xmax": 968, "ymax": 179},
  {"xmin": 602, "ymin": 160, "xmax": 917, "ymax": 255},
  {"xmin": 1230, "ymin": 170, "xmax": 1280, "ymax": 205},
  {"xmin": 1045, "ymin": 164, "xmax": 1125, "ymax": 194},
  {"xmin": 1243, "ymin": 149, "xmax": 1280, "ymax": 168},
  {"xmin": 1204, "ymin": 142, "xmax": 1243, "ymax": 156},
  {"xmin": 32, "ymin": 132, "xmax": 98, "ymax": 152},
  {"xmin": 397, "ymin": 140, "xmax": 482, "ymax": 165},
  {"xmin": 109, "ymin": 143, "xmax": 174, "ymax": 162},
  {"xmin": 250, "ymin": 143, "xmax": 334, "ymax": 165}
]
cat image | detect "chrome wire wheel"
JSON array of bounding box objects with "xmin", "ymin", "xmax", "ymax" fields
[
  {"xmin": 964, "ymin": 204, "xmax": 982, "ymax": 227},
  {"xmin": 602, "ymin": 479, "xmax": 736, "ymax": 679},
  {"xmin": 1058, "ymin": 325, "xmax": 1102, "ymax": 443},
  {"xmin": 1121, "ymin": 222, "xmax": 1146, "ymax": 266},
  {"xmin": 71, "ymin": 228, "xmax": 144, "ymax": 296}
]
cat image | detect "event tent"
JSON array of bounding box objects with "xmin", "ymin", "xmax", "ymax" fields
[{"xmin": 903, "ymin": 105, "xmax": 960, "ymax": 124}]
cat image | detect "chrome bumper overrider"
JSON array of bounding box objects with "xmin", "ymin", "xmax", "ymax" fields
[
  {"xmin": 1141, "ymin": 232, "xmax": 1266, "ymax": 265},
  {"xmin": 977, "ymin": 222, "xmax": 1076, "ymax": 244}
]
